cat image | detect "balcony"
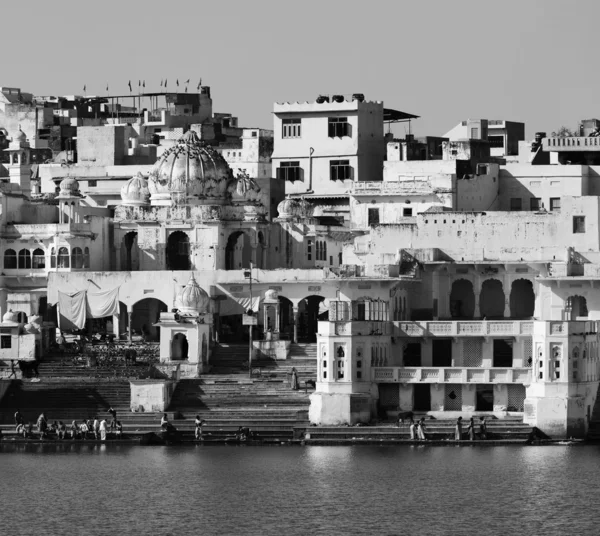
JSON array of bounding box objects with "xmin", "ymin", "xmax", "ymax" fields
[
  {"xmin": 319, "ymin": 321, "xmax": 391, "ymax": 336},
  {"xmin": 543, "ymin": 136, "xmax": 600, "ymax": 152},
  {"xmin": 392, "ymin": 320, "xmax": 533, "ymax": 338},
  {"xmin": 372, "ymin": 367, "xmax": 532, "ymax": 384}
]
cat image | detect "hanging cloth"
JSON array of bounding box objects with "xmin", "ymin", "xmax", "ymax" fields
[
  {"xmin": 58, "ymin": 290, "xmax": 87, "ymax": 331},
  {"xmin": 218, "ymin": 296, "xmax": 261, "ymax": 316},
  {"xmin": 87, "ymin": 288, "xmax": 120, "ymax": 318}
]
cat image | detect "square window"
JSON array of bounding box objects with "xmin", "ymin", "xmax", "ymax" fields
[
  {"xmin": 328, "ymin": 117, "xmax": 350, "ymax": 137},
  {"xmin": 368, "ymin": 208, "xmax": 380, "ymax": 226},
  {"xmin": 282, "ymin": 119, "xmax": 301, "ymax": 139},
  {"xmin": 357, "ymin": 371, "xmax": 362, "ymax": 379},
  {"xmin": 0, "ymin": 335, "xmax": 11, "ymax": 349},
  {"xmin": 470, "ymin": 127, "xmax": 479, "ymax": 138},
  {"xmin": 277, "ymin": 161, "xmax": 302, "ymax": 182},
  {"xmin": 573, "ymin": 216, "xmax": 586, "ymax": 233},
  {"xmin": 330, "ymin": 160, "xmax": 352, "ymax": 181},
  {"xmin": 510, "ymin": 198, "xmax": 522, "ymax": 211},
  {"xmin": 403, "ymin": 208, "xmax": 413, "ymax": 216},
  {"xmin": 550, "ymin": 198, "xmax": 561, "ymax": 211},
  {"xmin": 530, "ymin": 197, "xmax": 541, "ymax": 211},
  {"xmin": 88, "ymin": 180, "xmax": 97, "ymax": 187}
]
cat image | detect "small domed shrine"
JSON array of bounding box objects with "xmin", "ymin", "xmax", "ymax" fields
[
  {"xmin": 177, "ymin": 274, "xmax": 210, "ymax": 315},
  {"xmin": 121, "ymin": 173, "xmax": 150, "ymax": 206}
]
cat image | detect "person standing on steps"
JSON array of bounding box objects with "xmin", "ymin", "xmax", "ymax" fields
[
  {"xmin": 467, "ymin": 417, "xmax": 476, "ymax": 441},
  {"xmin": 14, "ymin": 409, "xmax": 24, "ymax": 428},
  {"xmin": 107, "ymin": 407, "xmax": 117, "ymax": 430},
  {"xmin": 36, "ymin": 412, "xmax": 47, "ymax": 439},
  {"xmin": 417, "ymin": 418, "xmax": 427, "ymax": 441},
  {"xmin": 409, "ymin": 420, "xmax": 417, "ymax": 440},
  {"xmin": 99, "ymin": 419, "xmax": 108, "ymax": 441},
  {"xmin": 290, "ymin": 367, "xmax": 299, "ymax": 390},
  {"xmin": 195, "ymin": 415, "xmax": 204, "ymax": 440},
  {"xmin": 455, "ymin": 416, "xmax": 463, "ymax": 441},
  {"xmin": 479, "ymin": 417, "xmax": 488, "ymax": 440}
]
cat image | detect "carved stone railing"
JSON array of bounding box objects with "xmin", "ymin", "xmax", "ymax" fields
[
  {"xmin": 543, "ymin": 136, "xmax": 600, "ymax": 152},
  {"xmin": 372, "ymin": 367, "xmax": 531, "ymax": 384},
  {"xmin": 393, "ymin": 320, "xmax": 533, "ymax": 337}
]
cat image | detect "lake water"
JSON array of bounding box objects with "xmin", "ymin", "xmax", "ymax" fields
[{"xmin": 1, "ymin": 443, "xmax": 599, "ymax": 536}]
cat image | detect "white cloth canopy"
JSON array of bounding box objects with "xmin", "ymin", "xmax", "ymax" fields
[
  {"xmin": 218, "ymin": 296, "xmax": 261, "ymax": 316},
  {"xmin": 58, "ymin": 291, "xmax": 87, "ymax": 330},
  {"xmin": 87, "ymin": 288, "xmax": 120, "ymax": 318}
]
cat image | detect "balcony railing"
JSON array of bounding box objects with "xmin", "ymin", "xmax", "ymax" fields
[
  {"xmin": 393, "ymin": 320, "xmax": 533, "ymax": 337},
  {"xmin": 543, "ymin": 136, "xmax": 600, "ymax": 152},
  {"xmin": 373, "ymin": 367, "xmax": 532, "ymax": 384}
]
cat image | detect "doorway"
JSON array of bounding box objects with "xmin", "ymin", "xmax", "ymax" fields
[
  {"xmin": 476, "ymin": 385, "xmax": 494, "ymax": 411},
  {"xmin": 413, "ymin": 384, "xmax": 431, "ymax": 411},
  {"xmin": 432, "ymin": 339, "xmax": 452, "ymax": 367}
]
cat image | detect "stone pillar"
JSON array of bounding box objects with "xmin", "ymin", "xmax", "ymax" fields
[
  {"xmin": 293, "ymin": 306, "xmax": 299, "ymax": 343},
  {"xmin": 451, "ymin": 339, "xmax": 462, "ymax": 367},
  {"xmin": 504, "ymin": 275, "xmax": 511, "ymax": 318},
  {"xmin": 430, "ymin": 384, "xmax": 445, "ymax": 411},
  {"xmin": 462, "ymin": 384, "xmax": 476, "ymax": 412},
  {"xmin": 399, "ymin": 384, "xmax": 414, "ymax": 411},
  {"xmin": 432, "ymin": 272, "xmax": 440, "ymax": 320},
  {"xmin": 474, "ymin": 276, "xmax": 481, "ymax": 318},
  {"xmin": 493, "ymin": 384, "xmax": 508, "ymax": 412},
  {"xmin": 128, "ymin": 311, "xmax": 132, "ymax": 343},
  {"xmin": 113, "ymin": 315, "xmax": 120, "ymax": 337},
  {"xmin": 115, "ymin": 246, "xmax": 122, "ymax": 271},
  {"xmin": 421, "ymin": 339, "xmax": 433, "ymax": 367}
]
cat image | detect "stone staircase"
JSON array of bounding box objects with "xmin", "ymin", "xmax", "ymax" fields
[{"xmin": 0, "ymin": 379, "xmax": 131, "ymax": 424}]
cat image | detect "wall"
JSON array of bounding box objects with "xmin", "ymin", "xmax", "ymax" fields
[
  {"xmin": 352, "ymin": 198, "xmax": 600, "ymax": 263},
  {"xmin": 77, "ymin": 126, "xmax": 126, "ymax": 166},
  {"xmin": 498, "ymin": 164, "xmax": 587, "ymax": 211}
]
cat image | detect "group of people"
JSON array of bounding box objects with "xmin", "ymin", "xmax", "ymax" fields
[
  {"xmin": 401, "ymin": 414, "xmax": 489, "ymax": 441},
  {"xmin": 13, "ymin": 407, "xmax": 123, "ymax": 441},
  {"xmin": 455, "ymin": 416, "xmax": 488, "ymax": 441}
]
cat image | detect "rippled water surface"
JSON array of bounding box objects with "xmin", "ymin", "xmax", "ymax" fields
[{"xmin": 1, "ymin": 444, "xmax": 600, "ymax": 535}]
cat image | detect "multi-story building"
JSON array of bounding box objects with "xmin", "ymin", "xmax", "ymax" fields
[
  {"xmin": 6, "ymin": 86, "xmax": 600, "ymax": 438},
  {"xmin": 444, "ymin": 118, "xmax": 525, "ymax": 158}
]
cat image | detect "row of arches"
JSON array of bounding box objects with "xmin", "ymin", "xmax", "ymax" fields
[
  {"xmin": 4, "ymin": 247, "xmax": 90, "ymax": 270},
  {"xmin": 120, "ymin": 230, "xmax": 267, "ymax": 271},
  {"xmin": 449, "ymin": 278, "xmax": 535, "ymax": 319}
]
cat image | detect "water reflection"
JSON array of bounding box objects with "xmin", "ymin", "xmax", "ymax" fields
[{"xmin": 1, "ymin": 445, "xmax": 600, "ymax": 536}]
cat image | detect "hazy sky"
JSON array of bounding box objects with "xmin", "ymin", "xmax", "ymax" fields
[{"xmin": 2, "ymin": 0, "xmax": 597, "ymax": 138}]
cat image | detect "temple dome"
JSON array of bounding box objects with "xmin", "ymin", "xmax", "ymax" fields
[
  {"xmin": 229, "ymin": 171, "xmax": 261, "ymax": 204},
  {"xmin": 277, "ymin": 196, "xmax": 314, "ymax": 220},
  {"xmin": 121, "ymin": 173, "xmax": 150, "ymax": 206},
  {"xmin": 264, "ymin": 289, "xmax": 279, "ymax": 303},
  {"xmin": 13, "ymin": 129, "xmax": 26, "ymax": 143},
  {"xmin": 148, "ymin": 130, "xmax": 233, "ymax": 206},
  {"xmin": 177, "ymin": 275, "xmax": 210, "ymax": 314},
  {"xmin": 2, "ymin": 310, "xmax": 17, "ymax": 323},
  {"xmin": 58, "ymin": 178, "xmax": 80, "ymax": 196}
]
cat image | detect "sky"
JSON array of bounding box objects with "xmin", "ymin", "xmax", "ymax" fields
[{"xmin": 2, "ymin": 0, "xmax": 599, "ymax": 138}]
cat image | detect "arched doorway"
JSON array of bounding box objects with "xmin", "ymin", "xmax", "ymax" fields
[
  {"xmin": 121, "ymin": 231, "xmax": 140, "ymax": 271},
  {"xmin": 567, "ymin": 295, "xmax": 588, "ymax": 319},
  {"xmin": 449, "ymin": 279, "xmax": 475, "ymax": 319},
  {"xmin": 278, "ymin": 296, "xmax": 294, "ymax": 339},
  {"xmin": 171, "ymin": 333, "xmax": 189, "ymax": 360},
  {"xmin": 480, "ymin": 279, "xmax": 505, "ymax": 319},
  {"xmin": 298, "ymin": 295, "xmax": 326, "ymax": 342},
  {"xmin": 167, "ymin": 231, "xmax": 191, "ymax": 270},
  {"xmin": 225, "ymin": 231, "xmax": 252, "ymax": 270},
  {"xmin": 131, "ymin": 298, "xmax": 168, "ymax": 341},
  {"xmin": 510, "ymin": 279, "xmax": 535, "ymax": 318}
]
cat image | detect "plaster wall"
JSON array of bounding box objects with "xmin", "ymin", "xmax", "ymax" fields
[
  {"xmin": 498, "ymin": 164, "xmax": 587, "ymax": 211},
  {"xmin": 130, "ymin": 380, "xmax": 173, "ymax": 412}
]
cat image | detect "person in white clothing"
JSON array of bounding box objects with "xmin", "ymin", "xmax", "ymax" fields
[{"xmin": 99, "ymin": 419, "xmax": 108, "ymax": 441}]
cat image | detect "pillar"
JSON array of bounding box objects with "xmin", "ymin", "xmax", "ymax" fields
[
  {"xmin": 128, "ymin": 311, "xmax": 132, "ymax": 343},
  {"xmin": 462, "ymin": 384, "xmax": 476, "ymax": 412},
  {"xmin": 113, "ymin": 315, "xmax": 120, "ymax": 337},
  {"xmin": 474, "ymin": 276, "xmax": 481, "ymax": 318},
  {"xmin": 430, "ymin": 384, "xmax": 444, "ymax": 411},
  {"xmin": 503, "ymin": 275, "xmax": 511, "ymax": 318},
  {"xmin": 293, "ymin": 306, "xmax": 299, "ymax": 343},
  {"xmin": 399, "ymin": 384, "xmax": 414, "ymax": 411},
  {"xmin": 493, "ymin": 384, "xmax": 508, "ymax": 412}
]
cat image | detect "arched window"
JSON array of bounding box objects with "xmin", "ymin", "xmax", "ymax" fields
[
  {"xmin": 50, "ymin": 247, "xmax": 56, "ymax": 268},
  {"xmin": 83, "ymin": 247, "xmax": 90, "ymax": 268},
  {"xmin": 4, "ymin": 249, "xmax": 17, "ymax": 269},
  {"xmin": 72, "ymin": 247, "xmax": 84, "ymax": 269},
  {"xmin": 32, "ymin": 248, "xmax": 45, "ymax": 269},
  {"xmin": 58, "ymin": 247, "xmax": 70, "ymax": 268},
  {"xmin": 18, "ymin": 249, "xmax": 31, "ymax": 269}
]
